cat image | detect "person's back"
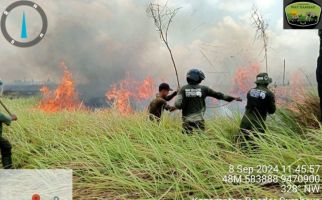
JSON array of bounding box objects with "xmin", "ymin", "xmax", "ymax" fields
[
  {"xmin": 177, "ymin": 84, "xmax": 236, "ymax": 122},
  {"xmin": 179, "ymin": 84, "xmax": 204, "ymax": 122},
  {"xmin": 175, "ymin": 69, "xmax": 241, "ymax": 133},
  {"xmin": 240, "ymin": 73, "xmax": 276, "ymax": 134},
  {"xmin": 238, "ymin": 73, "xmax": 276, "ymax": 150},
  {"xmin": 241, "ymin": 85, "xmax": 276, "ymax": 131}
]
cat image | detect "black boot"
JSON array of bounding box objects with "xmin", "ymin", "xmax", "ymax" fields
[{"xmin": 2, "ymin": 156, "xmax": 13, "ymax": 169}]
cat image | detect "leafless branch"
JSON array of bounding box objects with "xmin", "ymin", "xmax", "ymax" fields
[
  {"xmin": 147, "ymin": 2, "xmax": 181, "ymax": 87},
  {"xmin": 251, "ymin": 6, "xmax": 269, "ymax": 73}
]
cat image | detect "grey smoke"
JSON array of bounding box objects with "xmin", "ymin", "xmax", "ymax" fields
[{"xmin": 0, "ymin": 0, "xmax": 319, "ymax": 100}]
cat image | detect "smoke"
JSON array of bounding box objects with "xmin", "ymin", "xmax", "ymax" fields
[
  {"xmin": 0, "ymin": 0, "xmax": 318, "ymax": 99},
  {"xmin": 0, "ymin": 0, "xmax": 160, "ymax": 98}
]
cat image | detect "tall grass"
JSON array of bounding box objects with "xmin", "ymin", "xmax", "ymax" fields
[
  {"xmin": 286, "ymin": 91, "xmax": 321, "ymax": 129},
  {"xmin": 1, "ymin": 98, "xmax": 321, "ymax": 199}
]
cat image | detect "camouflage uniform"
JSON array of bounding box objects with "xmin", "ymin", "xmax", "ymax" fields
[
  {"xmin": 175, "ymin": 84, "xmax": 235, "ymax": 134},
  {"xmin": 238, "ymin": 73, "xmax": 276, "ymax": 148},
  {"xmin": 148, "ymin": 92, "xmax": 177, "ymax": 121},
  {"xmin": 0, "ymin": 113, "xmax": 13, "ymax": 169}
]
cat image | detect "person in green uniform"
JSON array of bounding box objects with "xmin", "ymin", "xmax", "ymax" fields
[
  {"xmin": 0, "ymin": 112, "xmax": 17, "ymax": 169},
  {"xmin": 238, "ymin": 73, "xmax": 276, "ymax": 149},
  {"xmin": 175, "ymin": 69, "xmax": 242, "ymax": 134},
  {"xmin": 148, "ymin": 83, "xmax": 177, "ymax": 122}
]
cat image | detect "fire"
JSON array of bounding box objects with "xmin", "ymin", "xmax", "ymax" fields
[
  {"xmin": 106, "ymin": 75, "xmax": 156, "ymax": 114},
  {"xmin": 233, "ymin": 64, "xmax": 260, "ymax": 95},
  {"xmin": 40, "ymin": 86, "xmax": 50, "ymax": 95},
  {"xmin": 106, "ymin": 79, "xmax": 134, "ymax": 115},
  {"xmin": 38, "ymin": 62, "xmax": 83, "ymax": 112},
  {"xmin": 273, "ymin": 70, "xmax": 306, "ymax": 109},
  {"xmin": 136, "ymin": 76, "xmax": 155, "ymax": 101},
  {"xmin": 289, "ymin": 71, "xmax": 306, "ymax": 103}
]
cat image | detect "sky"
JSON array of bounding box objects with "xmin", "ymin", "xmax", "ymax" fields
[{"xmin": 0, "ymin": 0, "xmax": 319, "ymax": 97}]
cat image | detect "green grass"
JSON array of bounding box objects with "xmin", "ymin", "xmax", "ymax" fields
[{"xmin": 1, "ymin": 98, "xmax": 321, "ymax": 199}]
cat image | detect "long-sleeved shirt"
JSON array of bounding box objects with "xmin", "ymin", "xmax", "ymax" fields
[
  {"xmin": 0, "ymin": 113, "xmax": 12, "ymax": 137},
  {"xmin": 240, "ymin": 85, "xmax": 276, "ymax": 131},
  {"xmin": 148, "ymin": 92, "xmax": 177, "ymax": 120},
  {"xmin": 175, "ymin": 84, "xmax": 235, "ymax": 122}
]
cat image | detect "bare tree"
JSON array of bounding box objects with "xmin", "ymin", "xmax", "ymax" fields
[
  {"xmin": 147, "ymin": 2, "xmax": 181, "ymax": 87},
  {"xmin": 251, "ymin": 6, "xmax": 269, "ymax": 73}
]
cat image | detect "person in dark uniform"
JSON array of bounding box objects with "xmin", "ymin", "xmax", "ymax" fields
[
  {"xmin": 0, "ymin": 112, "xmax": 17, "ymax": 169},
  {"xmin": 317, "ymin": 30, "xmax": 322, "ymax": 122},
  {"xmin": 175, "ymin": 69, "xmax": 242, "ymax": 134},
  {"xmin": 238, "ymin": 73, "xmax": 276, "ymax": 149},
  {"xmin": 148, "ymin": 83, "xmax": 177, "ymax": 122}
]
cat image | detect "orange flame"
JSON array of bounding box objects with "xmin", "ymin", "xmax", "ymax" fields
[
  {"xmin": 233, "ymin": 64, "xmax": 260, "ymax": 95},
  {"xmin": 106, "ymin": 75, "xmax": 156, "ymax": 114},
  {"xmin": 38, "ymin": 62, "xmax": 83, "ymax": 112},
  {"xmin": 273, "ymin": 70, "xmax": 306, "ymax": 110},
  {"xmin": 136, "ymin": 76, "xmax": 155, "ymax": 101},
  {"xmin": 106, "ymin": 80, "xmax": 134, "ymax": 115}
]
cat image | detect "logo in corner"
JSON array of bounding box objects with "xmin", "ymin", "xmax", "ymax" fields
[{"xmin": 284, "ymin": 0, "xmax": 322, "ymax": 29}]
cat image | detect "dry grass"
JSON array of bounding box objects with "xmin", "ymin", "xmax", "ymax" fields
[{"xmin": 0, "ymin": 97, "xmax": 321, "ymax": 199}]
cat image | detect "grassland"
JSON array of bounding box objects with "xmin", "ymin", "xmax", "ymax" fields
[{"xmin": 1, "ymin": 98, "xmax": 321, "ymax": 199}]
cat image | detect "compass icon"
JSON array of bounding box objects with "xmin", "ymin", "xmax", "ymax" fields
[{"xmin": 1, "ymin": 0, "xmax": 48, "ymax": 47}]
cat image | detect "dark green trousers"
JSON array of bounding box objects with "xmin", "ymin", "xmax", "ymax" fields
[
  {"xmin": 236, "ymin": 127, "xmax": 264, "ymax": 151},
  {"xmin": 0, "ymin": 137, "xmax": 12, "ymax": 169},
  {"xmin": 183, "ymin": 120, "xmax": 205, "ymax": 134}
]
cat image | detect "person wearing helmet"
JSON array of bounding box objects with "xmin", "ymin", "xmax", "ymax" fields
[
  {"xmin": 175, "ymin": 69, "xmax": 242, "ymax": 134},
  {"xmin": 238, "ymin": 73, "xmax": 276, "ymax": 149},
  {"xmin": 148, "ymin": 83, "xmax": 177, "ymax": 122}
]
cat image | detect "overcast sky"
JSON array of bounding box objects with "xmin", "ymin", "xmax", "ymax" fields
[{"xmin": 0, "ymin": 0, "xmax": 319, "ymax": 95}]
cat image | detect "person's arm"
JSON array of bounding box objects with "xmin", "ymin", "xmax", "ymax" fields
[
  {"xmin": 164, "ymin": 103, "xmax": 177, "ymax": 112},
  {"xmin": 156, "ymin": 99, "xmax": 176, "ymax": 112},
  {"xmin": 0, "ymin": 113, "xmax": 13, "ymax": 126},
  {"xmin": 164, "ymin": 91, "xmax": 178, "ymax": 101},
  {"xmin": 149, "ymin": 99, "xmax": 164, "ymax": 113},
  {"xmin": 317, "ymin": 57, "xmax": 322, "ymax": 83},
  {"xmin": 205, "ymin": 87, "xmax": 241, "ymax": 102},
  {"xmin": 267, "ymin": 93, "xmax": 276, "ymax": 114},
  {"xmin": 175, "ymin": 89, "xmax": 184, "ymax": 109},
  {"xmin": 319, "ymin": 30, "xmax": 322, "ymax": 55}
]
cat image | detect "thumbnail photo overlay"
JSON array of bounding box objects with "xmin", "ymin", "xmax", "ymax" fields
[{"xmin": 0, "ymin": 170, "xmax": 72, "ymax": 200}]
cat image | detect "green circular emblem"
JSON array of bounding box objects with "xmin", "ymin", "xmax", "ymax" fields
[{"xmin": 285, "ymin": 1, "xmax": 322, "ymax": 28}]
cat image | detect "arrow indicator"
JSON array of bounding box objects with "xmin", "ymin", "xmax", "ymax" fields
[{"xmin": 21, "ymin": 11, "xmax": 28, "ymax": 39}]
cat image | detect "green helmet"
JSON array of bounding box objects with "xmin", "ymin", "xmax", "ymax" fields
[{"xmin": 255, "ymin": 73, "xmax": 272, "ymax": 85}]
